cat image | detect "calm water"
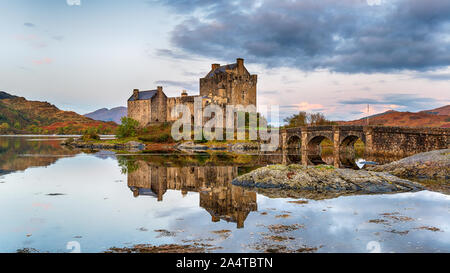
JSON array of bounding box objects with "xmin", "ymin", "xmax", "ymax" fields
[{"xmin": 0, "ymin": 136, "xmax": 449, "ymax": 253}]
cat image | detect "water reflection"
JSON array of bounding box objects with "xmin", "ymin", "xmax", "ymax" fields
[
  {"xmin": 127, "ymin": 160, "xmax": 257, "ymax": 228},
  {"xmin": 284, "ymin": 146, "xmax": 404, "ymax": 169},
  {"xmin": 1, "ymin": 136, "xmax": 448, "ymax": 253},
  {"xmin": 0, "ymin": 136, "xmax": 78, "ymax": 175}
]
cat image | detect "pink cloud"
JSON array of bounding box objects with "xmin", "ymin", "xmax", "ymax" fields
[
  {"xmin": 33, "ymin": 57, "xmax": 53, "ymax": 65},
  {"xmin": 294, "ymin": 102, "xmax": 324, "ymax": 111},
  {"xmin": 32, "ymin": 202, "xmax": 52, "ymax": 210},
  {"xmin": 15, "ymin": 34, "xmax": 38, "ymax": 41},
  {"xmin": 15, "ymin": 34, "xmax": 47, "ymax": 48}
]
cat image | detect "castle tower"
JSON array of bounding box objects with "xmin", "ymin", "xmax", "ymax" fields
[{"xmin": 199, "ymin": 58, "xmax": 257, "ymax": 106}]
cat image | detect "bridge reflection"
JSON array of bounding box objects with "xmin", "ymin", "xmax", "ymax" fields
[
  {"xmin": 282, "ymin": 145, "xmax": 365, "ymax": 169},
  {"xmin": 126, "ymin": 160, "xmax": 257, "ymax": 228}
]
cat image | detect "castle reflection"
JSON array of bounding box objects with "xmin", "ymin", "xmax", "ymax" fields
[{"xmin": 127, "ymin": 160, "xmax": 257, "ymax": 228}]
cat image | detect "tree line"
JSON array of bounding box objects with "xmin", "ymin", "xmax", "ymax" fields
[{"xmin": 283, "ymin": 112, "xmax": 336, "ymax": 128}]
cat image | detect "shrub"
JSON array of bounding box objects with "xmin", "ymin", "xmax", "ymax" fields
[
  {"xmin": 81, "ymin": 128, "xmax": 100, "ymax": 141},
  {"xmin": 193, "ymin": 132, "xmax": 208, "ymax": 144},
  {"xmin": 64, "ymin": 137, "xmax": 75, "ymax": 145},
  {"xmin": 116, "ymin": 117, "xmax": 139, "ymax": 139},
  {"xmin": 0, "ymin": 123, "xmax": 9, "ymax": 130},
  {"xmin": 138, "ymin": 133, "xmax": 172, "ymax": 143}
]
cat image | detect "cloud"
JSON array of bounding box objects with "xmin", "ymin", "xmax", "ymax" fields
[
  {"xmin": 339, "ymin": 93, "xmax": 441, "ymax": 110},
  {"xmin": 278, "ymin": 102, "xmax": 325, "ymax": 121},
  {"xmin": 154, "ymin": 80, "xmax": 198, "ymax": 91},
  {"xmin": 414, "ymin": 72, "xmax": 450, "ymax": 81},
  {"xmin": 52, "ymin": 35, "xmax": 64, "ymax": 41},
  {"xmin": 366, "ymin": 0, "xmax": 382, "ymax": 6},
  {"xmin": 151, "ymin": 0, "xmax": 229, "ymax": 13},
  {"xmin": 33, "ymin": 58, "xmax": 53, "ymax": 65},
  {"xmin": 15, "ymin": 34, "xmax": 47, "ymax": 48},
  {"xmin": 259, "ymin": 90, "xmax": 278, "ymax": 95},
  {"xmin": 154, "ymin": 48, "xmax": 198, "ymax": 61},
  {"xmin": 293, "ymin": 102, "xmax": 324, "ymax": 111},
  {"xmin": 24, "ymin": 22, "xmax": 35, "ymax": 28},
  {"xmin": 67, "ymin": 0, "xmax": 81, "ymax": 6},
  {"xmin": 157, "ymin": 0, "xmax": 450, "ymax": 73}
]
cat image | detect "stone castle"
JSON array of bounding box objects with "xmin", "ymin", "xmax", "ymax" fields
[{"xmin": 127, "ymin": 58, "xmax": 257, "ymax": 126}]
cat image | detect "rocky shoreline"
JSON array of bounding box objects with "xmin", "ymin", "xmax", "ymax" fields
[
  {"xmin": 232, "ymin": 164, "xmax": 424, "ymax": 198},
  {"xmin": 62, "ymin": 138, "xmax": 260, "ymax": 153},
  {"xmin": 175, "ymin": 141, "xmax": 259, "ymax": 153},
  {"xmin": 62, "ymin": 138, "xmax": 145, "ymax": 151},
  {"xmin": 365, "ymin": 149, "xmax": 450, "ymax": 180}
]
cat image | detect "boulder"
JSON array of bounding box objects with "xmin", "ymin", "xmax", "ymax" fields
[
  {"xmin": 366, "ymin": 149, "xmax": 450, "ymax": 180},
  {"xmin": 232, "ymin": 164, "xmax": 424, "ymax": 197}
]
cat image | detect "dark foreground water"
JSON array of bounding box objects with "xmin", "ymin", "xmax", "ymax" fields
[{"xmin": 0, "ymin": 136, "xmax": 449, "ymax": 253}]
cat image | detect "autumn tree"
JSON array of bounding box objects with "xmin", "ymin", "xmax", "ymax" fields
[{"xmin": 283, "ymin": 112, "xmax": 336, "ymax": 128}]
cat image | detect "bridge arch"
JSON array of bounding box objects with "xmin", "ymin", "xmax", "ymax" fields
[
  {"xmin": 339, "ymin": 134, "xmax": 365, "ymax": 169},
  {"xmin": 285, "ymin": 134, "xmax": 302, "ymax": 163},
  {"xmin": 286, "ymin": 134, "xmax": 302, "ymax": 150},
  {"xmin": 306, "ymin": 135, "xmax": 334, "ymax": 165}
]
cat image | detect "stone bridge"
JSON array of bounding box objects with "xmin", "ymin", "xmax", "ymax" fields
[{"xmin": 281, "ymin": 125, "xmax": 450, "ymax": 168}]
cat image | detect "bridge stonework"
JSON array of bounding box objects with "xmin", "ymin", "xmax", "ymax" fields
[{"xmin": 281, "ymin": 125, "xmax": 450, "ymax": 168}]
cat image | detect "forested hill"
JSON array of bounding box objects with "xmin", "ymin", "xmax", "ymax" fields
[{"xmin": 0, "ymin": 91, "xmax": 117, "ymax": 134}]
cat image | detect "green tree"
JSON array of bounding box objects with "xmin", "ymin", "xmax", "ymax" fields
[
  {"xmin": 117, "ymin": 157, "xmax": 138, "ymax": 174},
  {"xmin": 81, "ymin": 127, "xmax": 100, "ymax": 141},
  {"xmin": 0, "ymin": 123, "xmax": 10, "ymax": 130},
  {"xmin": 284, "ymin": 111, "xmax": 307, "ymax": 128},
  {"xmin": 283, "ymin": 112, "xmax": 335, "ymax": 128},
  {"xmin": 116, "ymin": 117, "xmax": 139, "ymax": 139}
]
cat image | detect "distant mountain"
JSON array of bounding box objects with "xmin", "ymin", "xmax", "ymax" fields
[
  {"xmin": 339, "ymin": 105, "xmax": 450, "ymax": 128},
  {"xmin": 0, "ymin": 91, "xmax": 118, "ymax": 134},
  {"xmin": 84, "ymin": 107, "xmax": 127, "ymax": 124},
  {"xmin": 0, "ymin": 91, "xmax": 18, "ymax": 100}
]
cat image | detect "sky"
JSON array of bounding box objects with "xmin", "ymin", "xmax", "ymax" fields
[{"xmin": 0, "ymin": 0, "xmax": 449, "ymax": 122}]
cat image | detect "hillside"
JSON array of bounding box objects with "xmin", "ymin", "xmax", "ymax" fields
[
  {"xmin": 0, "ymin": 92, "xmax": 118, "ymax": 134},
  {"xmin": 0, "ymin": 91, "xmax": 18, "ymax": 100},
  {"xmin": 340, "ymin": 105, "xmax": 450, "ymax": 128},
  {"xmin": 420, "ymin": 105, "xmax": 450, "ymax": 116},
  {"xmin": 84, "ymin": 107, "xmax": 127, "ymax": 124}
]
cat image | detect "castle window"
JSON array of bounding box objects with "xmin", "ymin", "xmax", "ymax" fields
[{"xmin": 242, "ymin": 90, "xmax": 247, "ymax": 100}]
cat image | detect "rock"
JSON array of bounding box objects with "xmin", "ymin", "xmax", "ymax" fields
[
  {"xmin": 173, "ymin": 141, "xmax": 260, "ymax": 153},
  {"xmin": 62, "ymin": 138, "xmax": 145, "ymax": 151},
  {"xmin": 229, "ymin": 142, "xmax": 259, "ymax": 152},
  {"xmin": 232, "ymin": 164, "xmax": 424, "ymax": 198},
  {"xmin": 105, "ymin": 244, "xmax": 206, "ymax": 253},
  {"xmin": 366, "ymin": 149, "xmax": 450, "ymax": 180},
  {"xmin": 126, "ymin": 141, "xmax": 145, "ymax": 149},
  {"xmin": 176, "ymin": 141, "xmax": 209, "ymax": 152}
]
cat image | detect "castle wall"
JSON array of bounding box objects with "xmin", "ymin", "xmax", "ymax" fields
[
  {"xmin": 127, "ymin": 100, "xmax": 151, "ymax": 127},
  {"xmin": 151, "ymin": 90, "xmax": 167, "ymax": 123},
  {"xmin": 200, "ymin": 74, "xmax": 257, "ymax": 106},
  {"xmin": 166, "ymin": 96, "xmax": 196, "ymax": 122}
]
